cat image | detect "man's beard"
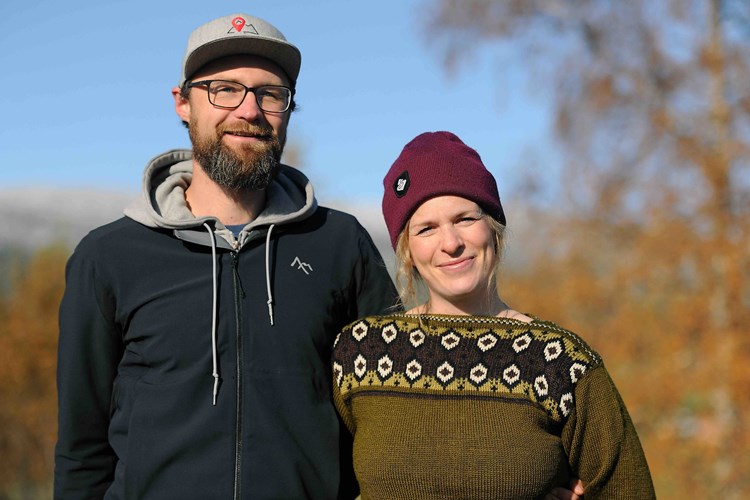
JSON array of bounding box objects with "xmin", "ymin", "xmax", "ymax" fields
[{"xmin": 190, "ymin": 122, "xmax": 283, "ymax": 191}]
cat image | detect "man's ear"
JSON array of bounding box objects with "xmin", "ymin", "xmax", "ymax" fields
[{"xmin": 172, "ymin": 87, "xmax": 191, "ymax": 123}]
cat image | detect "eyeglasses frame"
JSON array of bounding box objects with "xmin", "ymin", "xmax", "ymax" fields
[{"xmin": 186, "ymin": 79, "xmax": 295, "ymax": 113}]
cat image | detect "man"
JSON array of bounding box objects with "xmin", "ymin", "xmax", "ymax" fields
[
  {"xmin": 55, "ymin": 13, "xmax": 584, "ymax": 500},
  {"xmin": 55, "ymin": 13, "xmax": 397, "ymax": 499}
]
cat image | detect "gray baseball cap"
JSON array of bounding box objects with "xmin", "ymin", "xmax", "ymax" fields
[{"xmin": 179, "ymin": 14, "xmax": 301, "ymax": 87}]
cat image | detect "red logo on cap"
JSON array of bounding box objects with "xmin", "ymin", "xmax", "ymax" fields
[{"xmin": 232, "ymin": 17, "xmax": 246, "ymax": 32}]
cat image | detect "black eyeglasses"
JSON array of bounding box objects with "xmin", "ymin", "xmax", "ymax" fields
[{"xmin": 187, "ymin": 80, "xmax": 294, "ymax": 113}]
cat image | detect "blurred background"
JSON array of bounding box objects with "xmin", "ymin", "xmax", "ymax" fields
[{"xmin": 1, "ymin": 0, "xmax": 749, "ymax": 498}]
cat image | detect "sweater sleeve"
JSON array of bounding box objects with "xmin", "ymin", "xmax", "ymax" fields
[
  {"xmin": 332, "ymin": 325, "xmax": 357, "ymax": 435},
  {"xmin": 561, "ymin": 364, "xmax": 656, "ymax": 499},
  {"xmin": 332, "ymin": 222, "xmax": 397, "ymax": 432},
  {"xmin": 332, "ymin": 367, "xmax": 356, "ymax": 435},
  {"xmin": 333, "ymin": 226, "xmax": 397, "ymax": 435},
  {"xmin": 55, "ymin": 244, "xmax": 123, "ymax": 499}
]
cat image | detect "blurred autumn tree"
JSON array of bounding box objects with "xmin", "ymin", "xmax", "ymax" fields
[
  {"xmin": 0, "ymin": 245, "xmax": 68, "ymax": 499},
  {"xmin": 422, "ymin": 0, "xmax": 750, "ymax": 497}
]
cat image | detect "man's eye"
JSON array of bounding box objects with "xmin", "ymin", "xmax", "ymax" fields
[
  {"xmin": 212, "ymin": 84, "xmax": 241, "ymax": 94},
  {"xmin": 258, "ymin": 89, "xmax": 284, "ymax": 100}
]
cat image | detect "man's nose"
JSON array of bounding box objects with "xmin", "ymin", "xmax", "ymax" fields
[{"xmin": 233, "ymin": 91, "xmax": 264, "ymax": 120}]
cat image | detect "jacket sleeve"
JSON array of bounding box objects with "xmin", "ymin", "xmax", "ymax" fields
[
  {"xmin": 55, "ymin": 245, "xmax": 123, "ymax": 499},
  {"xmin": 562, "ymin": 364, "xmax": 656, "ymax": 499},
  {"xmin": 349, "ymin": 225, "xmax": 401, "ymax": 318}
]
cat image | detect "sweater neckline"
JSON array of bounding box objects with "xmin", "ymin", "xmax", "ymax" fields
[{"xmin": 384, "ymin": 312, "xmax": 539, "ymax": 326}]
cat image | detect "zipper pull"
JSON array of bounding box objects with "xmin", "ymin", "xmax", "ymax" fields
[{"xmin": 231, "ymin": 251, "xmax": 246, "ymax": 299}]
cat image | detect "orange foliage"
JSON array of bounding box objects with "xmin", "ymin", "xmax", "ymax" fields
[
  {"xmin": 424, "ymin": 0, "xmax": 750, "ymax": 496},
  {"xmin": 502, "ymin": 206, "xmax": 750, "ymax": 497},
  {"xmin": 1, "ymin": 225, "xmax": 748, "ymax": 498},
  {"xmin": 0, "ymin": 245, "xmax": 69, "ymax": 495}
]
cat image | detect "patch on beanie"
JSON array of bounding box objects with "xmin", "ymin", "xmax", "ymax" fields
[{"xmin": 393, "ymin": 171, "xmax": 410, "ymax": 198}]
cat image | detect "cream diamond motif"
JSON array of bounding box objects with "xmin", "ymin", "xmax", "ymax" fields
[
  {"xmin": 503, "ymin": 364, "xmax": 521, "ymax": 385},
  {"xmin": 405, "ymin": 359, "xmax": 422, "ymax": 380},
  {"xmin": 410, "ymin": 330, "xmax": 425, "ymax": 347},
  {"xmin": 544, "ymin": 340, "xmax": 563, "ymax": 361},
  {"xmin": 382, "ymin": 324, "xmax": 398, "ymax": 344},
  {"xmin": 477, "ymin": 334, "xmax": 497, "ymax": 352},
  {"xmin": 436, "ymin": 361, "xmax": 455, "ymax": 383},
  {"xmin": 377, "ymin": 355, "xmax": 393, "ymax": 378},
  {"xmin": 441, "ymin": 332, "xmax": 460, "ymax": 350},
  {"xmin": 352, "ymin": 321, "xmax": 368, "ymax": 341},
  {"xmin": 333, "ymin": 361, "xmax": 343, "ymax": 386},
  {"xmin": 512, "ymin": 334, "xmax": 532, "ymax": 353},
  {"xmin": 470, "ymin": 363, "xmax": 488, "ymax": 384},
  {"xmin": 560, "ymin": 393, "xmax": 574, "ymax": 416},
  {"xmin": 354, "ymin": 354, "xmax": 367, "ymax": 378},
  {"xmin": 534, "ymin": 375, "xmax": 549, "ymax": 397},
  {"xmin": 569, "ymin": 362, "xmax": 587, "ymax": 383}
]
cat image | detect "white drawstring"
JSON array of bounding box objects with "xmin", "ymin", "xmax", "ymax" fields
[
  {"xmin": 265, "ymin": 224, "xmax": 276, "ymax": 326},
  {"xmin": 203, "ymin": 223, "xmax": 220, "ymax": 406},
  {"xmin": 203, "ymin": 222, "xmax": 274, "ymax": 405}
]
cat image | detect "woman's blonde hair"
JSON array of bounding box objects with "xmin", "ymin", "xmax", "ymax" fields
[{"xmin": 393, "ymin": 212, "xmax": 506, "ymax": 310}]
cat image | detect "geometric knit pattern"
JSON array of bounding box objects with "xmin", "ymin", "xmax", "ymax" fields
[{"xmin": 333, "ymin": 314, "xmax": 602, "ymax": 423}]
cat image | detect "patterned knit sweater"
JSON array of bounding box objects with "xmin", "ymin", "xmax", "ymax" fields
[{"xmin": 332, "ymin": 314, "xmax": 655, "ymax": 500}]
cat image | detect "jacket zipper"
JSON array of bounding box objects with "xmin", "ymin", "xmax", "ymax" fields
[{"xmin": 231, "ymin": 250, "xmax": 245, "ymax": 500}]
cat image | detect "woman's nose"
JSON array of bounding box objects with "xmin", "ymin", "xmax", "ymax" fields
[{"xmin": 440, "ymin": 226, "xmax": 464, "ymax": 254}]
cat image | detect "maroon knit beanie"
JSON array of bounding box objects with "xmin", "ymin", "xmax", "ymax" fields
[{"xmin": 382, "ymin": 131, "xmax": 505, "ymax": 249}]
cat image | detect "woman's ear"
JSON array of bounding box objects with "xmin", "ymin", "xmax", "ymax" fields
[{"xmin": 406, "ymin": 247, "xmax": 414, "ymax": 267}]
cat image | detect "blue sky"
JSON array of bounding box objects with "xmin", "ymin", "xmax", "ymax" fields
[{"xmin": 0, "ymin": 0, "xmax": 555, "ymax": 206}]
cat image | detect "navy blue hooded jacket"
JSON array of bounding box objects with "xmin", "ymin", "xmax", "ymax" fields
[{"xmin": 55, "ymin": 150, "xmax": 399, "ymax": 499}]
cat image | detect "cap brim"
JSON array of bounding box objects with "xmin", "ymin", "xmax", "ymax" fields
[{"xmin": 182, "ymin": 37, "xmax": 301, "ymax": 86}]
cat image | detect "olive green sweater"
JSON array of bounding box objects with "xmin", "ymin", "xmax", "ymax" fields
[{"xmin": 332, "ymin": 314, "xmax": 655, "ymax": 499}]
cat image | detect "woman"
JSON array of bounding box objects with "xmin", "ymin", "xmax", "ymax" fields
[{"xmin": 332, "ymin": 132, "xmax": 655, "ymax": 499}]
